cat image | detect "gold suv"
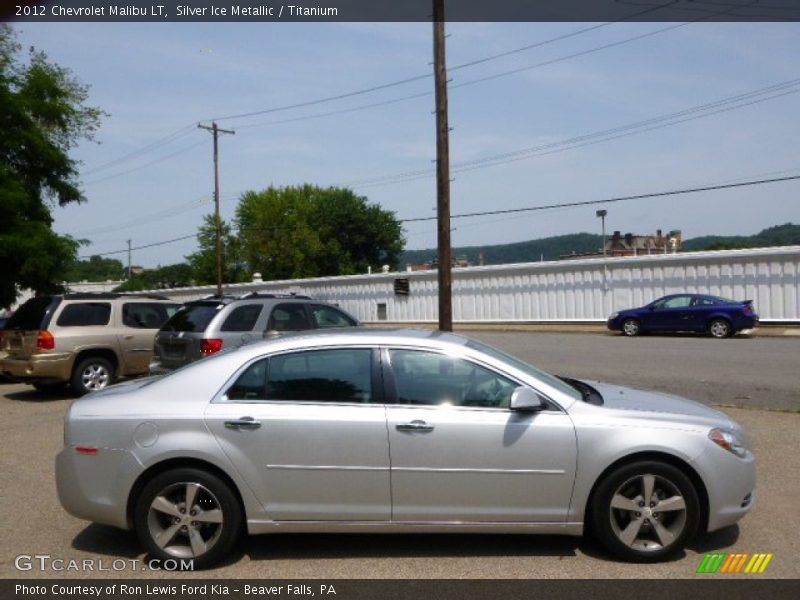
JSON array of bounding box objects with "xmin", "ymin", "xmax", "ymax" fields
[{"xmin": 0, "ymin": 293, "xmax": 180, "ymax": 395}]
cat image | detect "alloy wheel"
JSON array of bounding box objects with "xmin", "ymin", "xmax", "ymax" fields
[
  {"xmin": 81, "ymin": 364, "xmax": 110, "ymax": 391},
  {"xmin": 608, "ymin": 473, "xmax": 688, "ymax": 552}
]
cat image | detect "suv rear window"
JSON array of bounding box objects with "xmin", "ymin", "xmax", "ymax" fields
[
  {"xmin": 123, "ymin": 302, "xmax": 181, "ymax": 329},
  {"xmin": 56, "ymin": 302, "xmax": 112, "ymax": 327},
  {"xmin": 5, "ymin": 297, "xmax": 54, "ymax": 330},
  {"xmin": 161, "ymin": 302, "xmax": 223, "ymax": 332}
]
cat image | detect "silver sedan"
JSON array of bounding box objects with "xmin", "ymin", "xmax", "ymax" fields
[{"xmin": 56, "ymin": 329, "xmax": 755, "ymax": 569}]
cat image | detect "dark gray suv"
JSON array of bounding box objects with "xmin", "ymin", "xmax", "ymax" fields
[{"xmin": 150, "ymin": 293, "xmax": 360, "ymax": 373}]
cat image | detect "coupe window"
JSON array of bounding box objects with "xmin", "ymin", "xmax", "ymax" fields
[
  {"xmin": 388, "ymin": 349, "xmax": 517, "ymax": 409},
  {"xmin": 652, "ymin": 296, "xmax": 692, "ymax": 309}
]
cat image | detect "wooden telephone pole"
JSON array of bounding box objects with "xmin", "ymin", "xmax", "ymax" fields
[
  {"xmin": 433, "ymin": 0, "xmax": 453, "ymax": 331},
  {"xmin": 198, "ymin": 121, "xmax": 235, "ymax": 296}
]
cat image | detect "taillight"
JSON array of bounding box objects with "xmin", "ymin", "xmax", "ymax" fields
[
  {"xmin": 37, "ymin": 330, "xmax": 55, "ymax": 350},
  {"xmin": 200, "ymin": 338, "xmax": 223, "ymax": 355},
  {"xmin": 743, "ymin": 304, "xmax": 753, "ymax": 314}
]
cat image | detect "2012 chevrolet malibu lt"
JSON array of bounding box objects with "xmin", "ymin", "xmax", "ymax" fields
[{"xmin": 56, "ymin": 329, "xmax": 755, "ymax": 569}]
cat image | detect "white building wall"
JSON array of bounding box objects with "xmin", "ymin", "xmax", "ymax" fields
[{"xmin": 132, "ymin": 246, "xmax": 800, "ymax": 323}]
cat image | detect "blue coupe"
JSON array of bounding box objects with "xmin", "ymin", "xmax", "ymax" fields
[{"xmin": 607, "ymin": 294, "xmax": 758, "ymax": 338}]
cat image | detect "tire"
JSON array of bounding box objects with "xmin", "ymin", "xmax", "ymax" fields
[
  {"xmin": 71, "ymin": 356, "xmax": 115, "ymax": 396},
  {"xmin": 591, "ymin": 460, "xmax": 700, "ymax": 562},
  {"xmin": 708, "ymin": 319, "xmax": 732, "ymax": 339},
  {"xmin": 134, "ymin": 468, "xmax": 242, "ymax": 570},
  {"xmin": 621, "ymin": 318, "xmax": 641, "ymax": 337}
]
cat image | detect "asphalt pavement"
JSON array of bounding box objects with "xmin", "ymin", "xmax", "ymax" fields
[{"xmin": 0, "ymin": 332, "xmax": 798, "ymax": 580}]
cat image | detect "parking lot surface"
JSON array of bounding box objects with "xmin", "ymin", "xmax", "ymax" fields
[{"xmin": 1, "ymin": 332, "xmax": 798, "ymax": 579}]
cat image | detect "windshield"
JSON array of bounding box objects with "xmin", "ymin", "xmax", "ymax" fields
[
  {"xmin": 466, "ymin": 339, "xmax": 582, "ymax": 402},
  {"xmin": 161, "ymin": 302, "xmax": 223, "ymax": 332}
]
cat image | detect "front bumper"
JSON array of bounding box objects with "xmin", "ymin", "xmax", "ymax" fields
[
  {"xmin": 690, "ymin": 444, "xmax": 756, "ymax": 532},
  {"xmin": 1, "ymin": 353, "xmax": 73, "ymax": 383}
]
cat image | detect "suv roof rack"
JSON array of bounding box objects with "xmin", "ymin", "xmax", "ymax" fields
[
  {"xmin": 238, "ymin": 292, "xmax": 312, "ymax": 300},
  {"xmin": 62, "ymin": 292, "xmax": 170, "ymax": 300}
]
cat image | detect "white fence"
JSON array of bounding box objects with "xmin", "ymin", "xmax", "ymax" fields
[{"xmin": 144, "ymin": 246, "xmax": 800, "ymax": 323}]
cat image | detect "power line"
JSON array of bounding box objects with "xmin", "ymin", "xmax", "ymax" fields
[
  {"xmin": 337, "ymin": 77, "xmax": 800, "ymax": 188},
  {"xmin": 76, "ymin": 172, "xmax": 800, "ymax": 260},
  {"xmin": 82, "ymin": 125, "xmax": 197, "ymax": 175},
  {"xmin": 398, "ymin": 175, "xmax": 800, "ymax": 223}
]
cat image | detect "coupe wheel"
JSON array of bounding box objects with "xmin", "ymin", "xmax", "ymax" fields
[
  {"xmin": 134, "ymin": 468, "xmax": 242, "ymax": 570},
  {"xmin": 71, "ymin": 357, "xmax": 114, "ymax": 395},
  {"xmin": 621, "ymin": 318, "xmax": 641, "ymax": 337},
  {"xmin": 708, "ymin": 319, "xmax": 732, "ymax": 339},
  {"xmin": 591, "ymin": 461, "xmax": 700, "ymax": 562}
]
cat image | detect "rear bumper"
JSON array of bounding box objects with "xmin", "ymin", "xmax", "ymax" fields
[{"xmin": 0, "ymin": 353, "xmax": 73, "ymax": 383}]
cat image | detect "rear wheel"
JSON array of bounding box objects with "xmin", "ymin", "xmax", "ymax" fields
[
  {"xmin": 708, "ymin": 319, "xmax": 732, "ymax": 339},
  {"xmin": 134, "ymin": 468, "xmax": 242, "ymax": 570},
  {"xmin": 70, "ymin": 356, "xmax": 114, "ymax": 395},
  {"xmin": 621, "ymin": 318, "xmax": 641, "ymax": 337},
  {"xmin": 591, "ymin": 461, "xmax": 700, "ymax": 562}
]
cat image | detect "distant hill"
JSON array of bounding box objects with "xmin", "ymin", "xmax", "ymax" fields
[{"xmin": 401, "ymin": 223, "xmax": 800, "ymax": 267}]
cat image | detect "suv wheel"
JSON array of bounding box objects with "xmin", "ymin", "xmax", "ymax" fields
[{"xmin": 71, "ymin": 356, "xmax": 114, "ymax": 395}]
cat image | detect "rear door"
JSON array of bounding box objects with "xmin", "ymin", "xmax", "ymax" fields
[{"xmin": 205, "ymin": 346, "xmax": 391, "ymax": 520}]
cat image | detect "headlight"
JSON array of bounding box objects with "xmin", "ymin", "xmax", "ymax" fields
[
  {"xmin": 608, "ymin": 312, "xmax": 619, "ymax": 320},
  {"xmin": 709, "ymin": 428, "xmax": 747, "ymax": 458}
]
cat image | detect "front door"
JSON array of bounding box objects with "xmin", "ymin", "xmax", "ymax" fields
[
  {"xmin": 205, "ymin": 347, "xmax": 391, "ymax": 521},
  {"xmin": 384, "ymin": 348, "xmax": 577, "ymax": 523}
]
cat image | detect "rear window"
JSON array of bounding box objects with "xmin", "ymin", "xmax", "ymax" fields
[
  {"xmin": 56, "ymin": 302, "xmax": 111, "ymax": 327},
  {"xmin": 5, "ymin": 297, "xmax": 55, "ymax": 330},
  {"xmin": 161, "ymin": 302, "xmax": 223, "ymax": 332}
]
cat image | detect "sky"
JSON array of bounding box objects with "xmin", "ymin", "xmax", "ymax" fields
[{"xmin": 9, "ymin": 19, "xmax": 800, "ymax": 269}]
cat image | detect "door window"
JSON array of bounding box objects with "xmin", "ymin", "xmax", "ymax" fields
[
  {"xmin": 267, "ymin": 303, "xmax": 312, "ymax": 332},
  {"xmin": 225, "ymin": 348, "xmax": 373, "ymax": 403},
  {"xmin": 388, "ymin": 349, "xmax": 517, "ymax": 409},
  {"xmin": 310, "ymin": 304, "xmax": 357, "ymax": 328},
  {"xmin": 122, "ymin": 302, "xmax": 178, "ymax": 329},
  {"xmin": 653, "ymin": 296, "xmax": 692, "ymax": 309},
  {"xmin": 221, "ymin": 304, "xmax": 263, "ymax": 332}
]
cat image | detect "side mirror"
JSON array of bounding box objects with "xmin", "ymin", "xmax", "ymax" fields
[{"xmin": 510, "ymin": 386, "xmax": 546, "ymax": 412}]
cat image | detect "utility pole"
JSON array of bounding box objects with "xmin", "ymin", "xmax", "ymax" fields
[
  {"xmin": 198, "ymin": 121, "xmax": 235, "ymax": 296},
  {"xmin": 127, "ymin": 239, "xmax": 132, "ymax": 279},
  {"xmin": 433, "ymin": 0, "xmax": 452, "ymax": 332}
]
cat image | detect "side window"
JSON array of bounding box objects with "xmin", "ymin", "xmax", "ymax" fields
[
  {"xmin": 389, "ymin": 349, "xmax": 517, "ymax": 409},
  {"xmin": 310, "ymin": 304, "xmax": 356, "ymax": 329},
  {"xmin": 221, "ymin": 305, "xmax": 263, "ymax": 332},
  {"xmin": 267, "ymin": 303, "xmax": 312, "ymax": 332},
  {"xmin": 122, "ymin": 303, "xmax": 172, "ymax": 329},
  {"xmin": 692, "ymin": 297, "xmax": 715, "ymax": 306},
  {"xmin": 56, "ymin": 303, "xmax": 111, "ymax": 327},
  {"xmin": 661, "ymin": 296, "xmax": 692, "ymax": 309},
  {"xmin": 227, "ymin": 358, "xmax": 268, "ymax": 400},
  {"xmin": 266, "ymin": 348, "xmax": 372, "ymax": 403}
]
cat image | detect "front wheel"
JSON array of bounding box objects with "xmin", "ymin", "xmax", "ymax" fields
[
  {"xmin": 591, "ymin": 461, "xmax": 700, "ymax": 562},
  {"xmin": 134, "ymin": 468, "xmax": 242, "ymax": 570},
  {"xmin": 708, "ymin": 319, "xmax": 732, "ymax": 339},
  {"xmin": 621, "ymin": 318, "xmax": 641, "ymax": 337}
]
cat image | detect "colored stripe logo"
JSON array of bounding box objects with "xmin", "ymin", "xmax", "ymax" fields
[{"xmin": 697, "ymin": 553, "xmax": 773, "ymax": 574}]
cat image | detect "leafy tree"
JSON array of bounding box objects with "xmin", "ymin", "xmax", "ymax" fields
[
  {"xmin": 186, "ymin": 214, "xmax": 248, "ymax": 285},
  {"xmin": 113, "ymin": 263, "xmax": 194, "ymax": 292},
  {"xmin": 235, "ymin": 185, "xmax": 404, "ymax": 280},
  {"xmin": 64, "ymin": 255, "xmax": 125, "ymax": 282},
  {"xmin": 0, "ymin": 25, "xmax": 103, "ymax": 306}
]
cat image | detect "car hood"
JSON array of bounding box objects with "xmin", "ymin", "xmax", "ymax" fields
[{"xmin": 588, "ymin": 381, "xmax": 735, "ymax": 426}]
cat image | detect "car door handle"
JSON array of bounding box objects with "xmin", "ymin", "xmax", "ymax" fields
[
  {"xmin": 224, "ymin": 417, "xmax": 262, "ymax": 430},
  {"xmin": 396, "ymin": 420, "xmax": 434, "ymax": 433}
]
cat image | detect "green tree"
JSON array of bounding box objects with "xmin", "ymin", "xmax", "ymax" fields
[
  {"xmin": 64, "ymin": 255, "xmax": 125, "ymax": 282},
  {"xmin": 113, "ymin": 263, "xmax": 194, "ymax": 292},
  {"xmin": 235, "ymin": 185, "xmax": 404, "ymax": 280},
  {"xmin": 186, "ymin": 214, "xmax": 248, "ymax": 285},
  {"xmin": 0, "ymin": 25, "xmax": 103, "ymax": 306}
]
